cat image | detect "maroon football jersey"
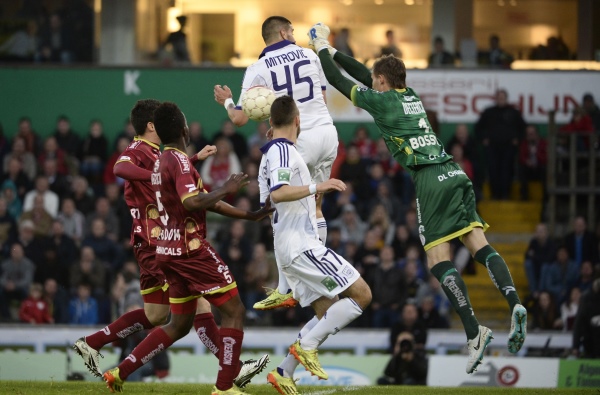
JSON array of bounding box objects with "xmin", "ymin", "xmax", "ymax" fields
[
  {"xmin": 116, "ymin": 137, "xmax": 163, "ymax": 248},
  {"xmin": 152, "ymin": 147, "xmax": 207, "ymax": 260}
]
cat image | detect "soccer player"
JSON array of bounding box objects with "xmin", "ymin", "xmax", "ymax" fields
[
  {"xmin": 214, "ymin": 16, "xmax": 338, "ymax": 311},
  {"xmin": 260, "ymin": 96, "xmax": 372, "ymax": 395},
  {"xmin": 308, "ymin": 23, "xmax": 527, "ymax": 374}
]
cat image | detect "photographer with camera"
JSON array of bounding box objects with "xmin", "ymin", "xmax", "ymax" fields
[{"xmin": 377, "ymin": 331, "xmax": 428, "ymax": 386}]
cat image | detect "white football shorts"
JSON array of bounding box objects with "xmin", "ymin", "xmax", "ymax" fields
[
  {"xmin": 296, "ymin": 124, "xmax": 338, "ymax": 184},
  {"xmin": 282, "ymin": 245, "xmax": 360, "ymax": 307}
]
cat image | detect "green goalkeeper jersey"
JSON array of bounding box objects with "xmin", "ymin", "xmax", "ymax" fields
[{"xmin": 351, "ymin": 85, "xmax": 451, "ymax": 175}]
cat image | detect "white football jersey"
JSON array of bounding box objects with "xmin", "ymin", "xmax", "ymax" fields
[
  {"xmin": 237, "ymin": 40, "xmax": 333, "ymax": 130},
  {"xmin": 260, "ymin": 138, "xmax": 321, "ymax": 263}
]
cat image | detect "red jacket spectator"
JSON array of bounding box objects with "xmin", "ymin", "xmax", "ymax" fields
[
  {"xmin": 19, "ymin": 296, "xmax": 53, "ymax": 324},
  {"xmin": 519, "ymin": 134, "xmax": 548, "ymax": 167}
]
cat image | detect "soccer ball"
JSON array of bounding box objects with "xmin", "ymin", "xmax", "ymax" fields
[{"xmin": 241, "ymin": 86, "xmax": 276, "ymax": 122}]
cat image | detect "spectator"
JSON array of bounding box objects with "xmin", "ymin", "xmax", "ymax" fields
[
  {"xmin": 218, "ymin": 220, "xmax": 252, "ymax": 298},
  {"xmin": 334, "ymin": 28, "xmax": 354, "ymax": 57},
  {"xmin": 42, "ymin": 220, "xmax": 77, "ymax": 288},
  {"xmin": 327, "ymin": 226, "xmax": 345, "ymax": 255},
  {"xmin": 475, "ymin": 89, "xmax": 526, "ymax": 200},
  {"xmin": 44, "ymin": 277, "xmax": 69, "ymax": 324},
  {"xmin": 22, "ymin": 175, "xmax": 59, "ymax": 217},
  {"xmin": 36, "ymin": 13, "xmax": 74, "ymax": 63},
  {"xmin": 246, "ymin": 121, "xmax": 269, "ymax": 153},
  {"xmin": 105, "ymin": 183, "xmax": 132, "ymax": 246},
  {"xmin": 428, "ymin": 36, "xmax": 454, "ymax": 68},
  {"xmin": 378, "ymin": 331, "xmax": 428, "ymax": 386},
  {"xmin": 352, "ymin": 125, "xmax": 376, "ymax": 159},
  {"xmin": 450, "ymin": 144, "xmax": 474, "ymax": 180},
  {"xmin": 19, "ymin": 282, "xmax": 53, "ymax": 324},
  {"xmin": 37, "ymin": 136, "xmax": 69, "ymax": 176},
  {"xmin": 85, "ymin": 197, "xmax": 119, "ymax": 241},
  {"xmin": 379, "ymin": 29, "xmax": 402, "ymax": 58},
  {"xmin": 354, "ymin": 229, "xmax": 382, "ymax": 280},
  {"xmin": 0, "ymin": 197, "xmax": 18, "ymax": 257},
  {"xmin": 212, "ymin": 120, "xmax": 248, "ymax": 161},
  {"xmin": 540, "ymin": 246, "xmax": 579, "ymax": 305},
  {"xmin": 162, "ymin": 15, "xmax": 190, "ymax": 63},
  {"xmin": 3, "ymin": 136, "xmax": 37, "ymax": 181},
  {"xmin": 20, "ymin": 194, "xmax": 53, "ymax": 237},
  {"xmin": 1, "ymin": 157, "xmax": 32, "ymax": 200},
  {"xmin": 446, "ymin": 124, "xmax": 478, "ymax": 163},
  {"xmin": 244, "ymin": 243, "xmax": 277, "ymax": 320},
  {"xmin": 69, "ymin": 282, "xmax": 99, "ymax": 325},
  {"xmin": 560, "ymin": 107, "xmax": 595, "ymax": 150},
  {"xmin": 0, "ymin": 123, "xmax": 9, "ymax": 160},
  {"xmin": 525, "ymin": 223, "xmax": 556, "ymax": 297},
  {"xmin": 530, "ymin": 290, "xmax": 560, "ymax": 330},
  {"xmin": 200, "ymin": 136, "xmax": 241, "ymax": 191},
  {"xmin": 416, "ymin": 276, "xmax": 451, "ymax": 326},
  {"xmin": 368, "ymin": 203, "xmax": 395, "ymax": 245},
  {"xmin": 577, "ymin": 260, "xmax": 595, "ymax": 294},
  {"xmin": 391, "ymin": 224, "xmax": 420, "ymax": 260},
  {"xmin": 53, "ymin": 115, "xmax": 81, "ymax": 161},
  {"xmin": 16, "ymin": 219, "xmax": 47, "ymax": 276},
  {"xmin": 403, "ymin": 260, "xmax": 423, "ymax": 300},
  {"xmin": 572, "ymin": 278, "xmax": 600, "ymax": 358},
  {"xmin": 581, "ymin": 93, "xmax": 600, "ymax": 132},
  {"xmin": 69, "ymin": 176, "xmax": 95, "ymax": 215},
  {"xmin": 79, "ymin": 119, "xmax": 108, "ymax": 188},
  {"xmin": 390, "ymin": 302, "xmax": 428, "ymax": 351},
  {"xmin": 81, "ymin": 218, "xmax": 123, "ymax": 272},
  {"xmin": 0, "ymin": 19, "xmax": 38, "ymax": 61},
  {"xmin": 15, "ymin": 116, "xmax": 41, "ymax": 156},
  {"xmin": 188, "ymin": 121, "xmax": 209, "ymax": 155},
  {"xmin": 418, "ymin": 295, "xmax": 449, "ymax": 329},
  {"xmin": 518, "ymin": 125, "xmax": 547, "ymax": 200},
  {"xmin": 113, "ymin": 118, "xmax": 136, "ymax": 146},
  {"xmin": 103, "ymin": 137, "xmax": 130, "ymax": 186},
  {"xmin": 368, "ymin": 180, "xmax": 404, "ymax": 224},
  {"xmin": 371, "ymin": 246, "xmax": 405, "ymax": 328},
  {"xmin": 57, "ymin": 198, "xmax": 85, "ymax": 244},
  {"xmin": 69, "ymin": 246, "xmax": 106, "ymax": 296},
  {"xmin": 478, "ymin": 34, "xmax": 513, "ymax": 68},
  {"xmin": 399, "ymin": 245, "xmax": 426, "ymax": 281},
  {"xmin": 338, "ymin": 145, "xmax": 369, "ymax": 198},
  {"xmin": 559, "ymin": 286, "xmax": 581, "ymax": 332},
  {"xmin": 564, "ymin": 216, "xmax": 599, "ymax": 268},
  {"xmin": 42, "ymin": 158, "xmax": 71, "ymax": 199},
  {"xmin": 0, "ymin": 243, "xmax": 35, "ymax": 320}
]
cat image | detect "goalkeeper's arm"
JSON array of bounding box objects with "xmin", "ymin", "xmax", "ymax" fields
[
  {"xmin": 317, "ymin": 49, "xmax": 356, "ymax": 100},
  {"xmin": 333, "ymin": 51, "xmax": 373, "ymax": 88}
]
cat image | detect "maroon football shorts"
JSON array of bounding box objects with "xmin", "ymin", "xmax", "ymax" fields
[{"xmin": 135, "ymin": 245, "xmax": 169, "ymax": 305}]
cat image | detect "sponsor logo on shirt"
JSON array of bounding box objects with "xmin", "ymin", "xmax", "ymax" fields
[
  {"xmin": 173, "ymin": 151, "xmax": 190, "ymax": 173},
  {"xmin": 156, "ymin": 246, "xmax": 182, "ymax": 256},
  {"xmin": 321, "ymin": 276, "xmax": 338, "ymax": 292},
  {"xmin": 119, "ymin": 155, "xmax": 131, "ymax": 161},
  {"xmin": 277, "ymin": 169, "xmax": 291, "ymax": 182}
]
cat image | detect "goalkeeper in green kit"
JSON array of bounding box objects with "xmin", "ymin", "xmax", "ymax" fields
[{"xmin": 308, "ymin": 23, "xmax": 527, "ymax": 374}]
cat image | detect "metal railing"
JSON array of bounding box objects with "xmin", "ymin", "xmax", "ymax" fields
[{"xmin": 547, "ymin": 112, "xmax": 599, "ymax": 234}]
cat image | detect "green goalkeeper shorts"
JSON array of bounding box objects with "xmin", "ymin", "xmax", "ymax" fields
[{"xmin": 412, "ymin": 161, "xmax": 488, "ymax": 251}]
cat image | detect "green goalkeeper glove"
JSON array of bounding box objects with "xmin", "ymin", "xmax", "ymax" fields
[{"xmin": 307, "ymin": 22, "xmax": 337, "ymax": 55}]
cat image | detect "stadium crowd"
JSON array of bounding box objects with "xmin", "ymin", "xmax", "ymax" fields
[{"xmin": 0, "ymin": 92, "xmax": 598, "ymax": 354}]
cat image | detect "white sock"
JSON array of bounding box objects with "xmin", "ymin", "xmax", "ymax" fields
[
  {"xmin": 316, "ymin": 218, "xmax": 327, "ymax": 246},
  {"xmin": 301, "ymin": 298, "xmax": 363, "ymax": 350},
  {"xmin": 279, "ymin": 315, "xmax": 319, "ymax": 378},
  {"xmin": 276, "ymin": 267, "xmax": 290, "ymax": 294}
]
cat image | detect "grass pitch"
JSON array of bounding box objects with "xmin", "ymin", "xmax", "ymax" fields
[{"xmin": 0, "ymin": 382, "xmax": 596, "ymax": 395}]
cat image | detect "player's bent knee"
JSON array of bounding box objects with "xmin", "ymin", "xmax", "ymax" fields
[
  {"xmin": 144, "ymin": 304, "xmax": 170, "ymax": 326},
  {"xmin": 344, "ymin": 278, "xmax": 372, "ymax": 310}
]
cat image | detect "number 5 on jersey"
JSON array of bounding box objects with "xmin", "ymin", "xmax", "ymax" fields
[{"xmin": 155, "ymin": 191, "xmax": 169, "ymax": 226}]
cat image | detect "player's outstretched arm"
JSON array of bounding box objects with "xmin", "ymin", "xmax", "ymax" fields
[
  {"xmin": 209, "ymin": 198, "xmax": 274, "ymax": 221},
  {"xmin": 333, "ymin": 51, "xmax": 373, "ymax": 88},
  {"xmin": 317, "ymin": 50, "xmax": 356, "ymax": 100},
  {"xmin": 271, "ymin": 179, "xmax": 346, "ymax": 204},
  {"xmin": 113, "ymin": 160, "xmax": 152, "ymax": 182},
  {"xmin": 182, "ymin": 172, "xmax": 249, "ymax": 211},
  {"xmin": 214, "ymin": 84, "xmax": 249, "ymax": 127}
]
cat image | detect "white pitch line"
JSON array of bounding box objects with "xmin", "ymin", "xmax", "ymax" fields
[{"xmin": 303, "ymin": 386, "xmax": 361, "ymax": 395}]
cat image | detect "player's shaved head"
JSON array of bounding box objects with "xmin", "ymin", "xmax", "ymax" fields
[
  {"xmin": 373, "ymin": 54, "xmax": 406, "ymax": 89},
  {"xmin": 153, "ymin": 102, "xmax": 185, "ymax": 145},
  {"xmin": 270, "ymin": 96, "xmax": 298, "ymax": 128},
  {"xmin": 130, "ymin": 99, "xmax": 161, "ymax": 135},
  {"xmin": 262, "ymin": 16, "xmax": 292, "ymax": 44}
]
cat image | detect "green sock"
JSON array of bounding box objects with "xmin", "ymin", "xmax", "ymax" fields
[
  {"xmin": 430, "ymin": 260, "xmax": 479, "ymax": 340},
  {"xmin": 474, "ymin": 245, "xmax": 521, "ymax": 312}
]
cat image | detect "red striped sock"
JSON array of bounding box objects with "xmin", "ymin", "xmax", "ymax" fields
[
  {"xmin": 118, "ymin": 327, "xmax": 173, "ymax": 380},
  {"xmin": 86, "ymin": 309, "xmax": 153, "ymax": 350},
  {"xmin": 215, "ymin": 328, "xmax": 244, "ymax": 391}
]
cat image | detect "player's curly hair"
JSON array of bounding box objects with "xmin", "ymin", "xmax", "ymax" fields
[
  {"xmin": 262, "ymin": 16, "xmax": 292, "ymax": 44},
  {"xmin": 373, "ymin": 54, "xmax": 406, "ymax": 89},
  {"xmin": 130, "ymin": 99, "xmax": 161, "ymax": 135},
  {"xmin": 153, "ymin": 102, "xmax": 185, "ymax": 145},
  {"xmin": 270, "ymin": 96, "xmax": 298, "ymax": 128}
]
